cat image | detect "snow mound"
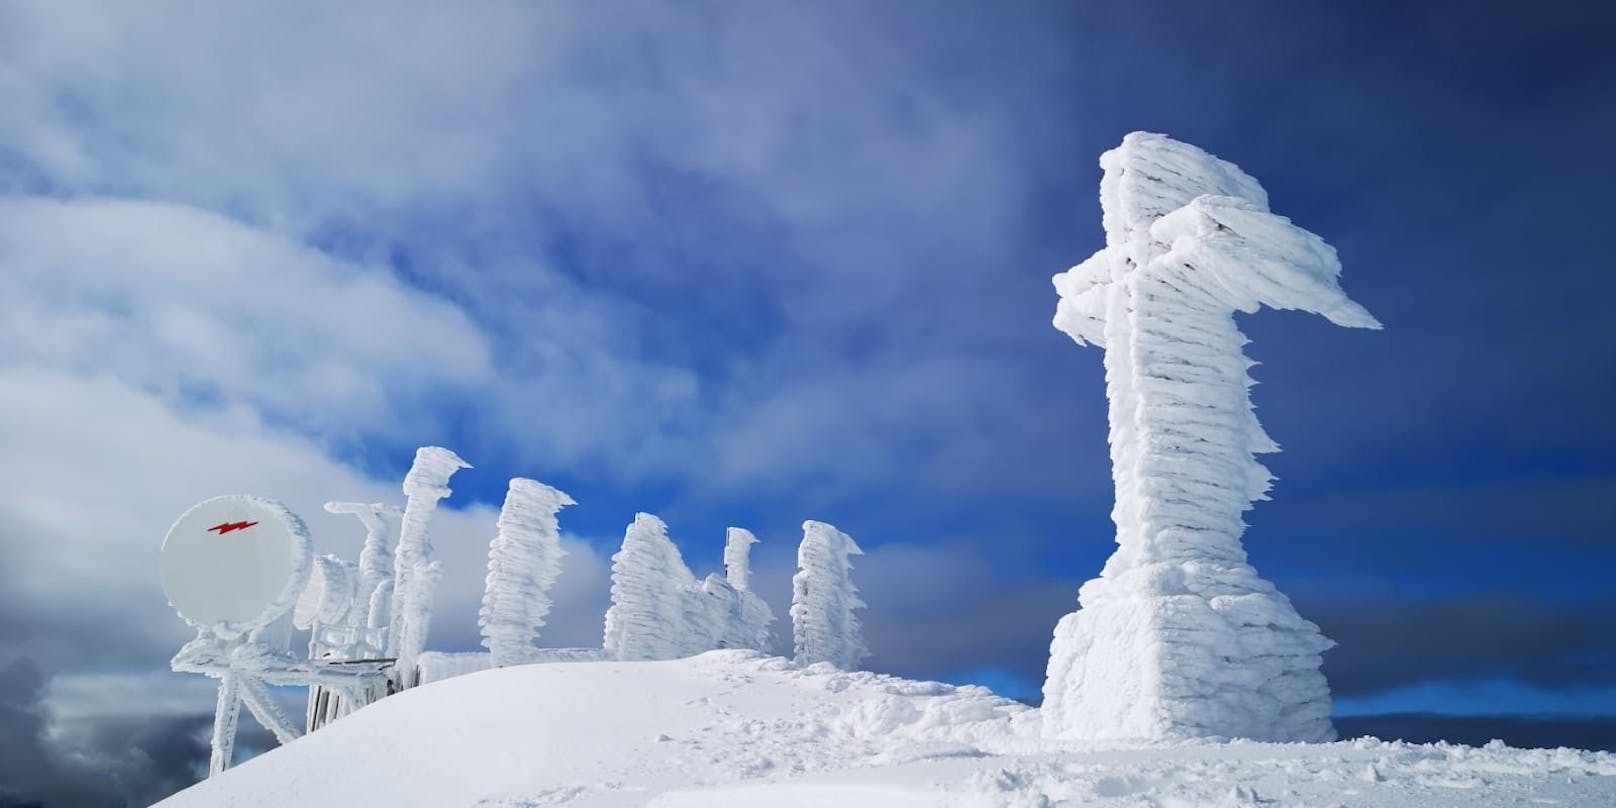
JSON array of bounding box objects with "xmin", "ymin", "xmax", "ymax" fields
[{"xmin": 158, "ymin": 652, "xmax": 1616, "ymax": 807}]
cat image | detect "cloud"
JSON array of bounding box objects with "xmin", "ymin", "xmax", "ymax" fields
[{"xmin": 1304, "ymin": 594, "xmax": 1616, "ymax": 697}]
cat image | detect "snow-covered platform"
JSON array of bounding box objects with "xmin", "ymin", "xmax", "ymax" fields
[{"xmin": 157, "ymin": 651, "xmax": 1616, "ymax": 807}]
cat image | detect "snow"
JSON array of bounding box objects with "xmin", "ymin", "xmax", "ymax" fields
[
  {"xmin": 157, "ymin": 651, "xmax": 1616, "ymax": 808},
  {"xmin": 1045, "ymin": 132, "xmax": 1379, "ymax": 743},
  {"xmin": 791, "ymin": 520, "xmax": 868, "ymax": 669},
  {"xmin": 480, "ymin": 478, "xmax": 575, "ymax": 666}
]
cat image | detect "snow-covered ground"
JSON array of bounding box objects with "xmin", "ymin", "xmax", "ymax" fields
[{"xmin": 159, "ymin": 651, "xmax": 1616, "ymax": 807}]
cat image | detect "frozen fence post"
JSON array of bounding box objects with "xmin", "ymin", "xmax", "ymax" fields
[{"xmin": 1043, "ymin": 132, "xmax": 1379, "ymax": 742}]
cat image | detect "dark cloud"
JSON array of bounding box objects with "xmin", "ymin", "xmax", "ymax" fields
[
  {"xmin": 0, "ymin": 657, "xmax": 194, "ymax": 807},
  {"xmin": 1305, "ymin": 595, "xmax": 1616, "ymax": 696}
]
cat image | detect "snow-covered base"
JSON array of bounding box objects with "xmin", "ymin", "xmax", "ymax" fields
[
  {"xmin": 1043, "ymin": 562, "xmax": 1335, "ymax": 743},
  {"xmin": 158, "ymin": 651, "xmax": 1614, "ymax": 807}
]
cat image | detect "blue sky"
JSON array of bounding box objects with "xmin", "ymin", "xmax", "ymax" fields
[{"xmin": 2, "ymin": 1, "xmax": 1614, "ymax": 802}]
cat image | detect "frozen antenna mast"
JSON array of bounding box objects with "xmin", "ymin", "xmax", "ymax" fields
[
  {"xmin": 1043, "ymin": 132, "xmax": 1379, "ymax": 742},
  {"xmin": 388, "ymin": 446, "xmax": 471, "ymax": 687}
]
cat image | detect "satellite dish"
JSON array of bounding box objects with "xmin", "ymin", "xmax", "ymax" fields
[
  {"xmin": 293, "ymin": 555, "xmax": 358, "ymax": 630},
  {"xmin": 160, "ymin": 496, "xmax": 311, "ymax": 636}
]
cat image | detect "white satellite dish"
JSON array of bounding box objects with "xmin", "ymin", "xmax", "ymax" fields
[
  {"xmin": 294, "ymin": 554, "xmax": 358, "ymax": 630},
  {"xmin": 160, "ymin": 495, "xmax": 311, "ymax": 636}
]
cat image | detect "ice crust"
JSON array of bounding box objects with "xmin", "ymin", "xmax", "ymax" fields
[
  {"xmin": 1045, "ymin": 132, "xmax": 1380, "ymax": 742},
  {"xmin": 479, "ymin": 478, "xmax": 575, "ymax": 667},
  {"xmin": 791, "ymin": 520, "xmax": 868, "ymax": 669},
  {"xmin": 602, "ymin": 514, "xmax": 775, "ymax": 660}
]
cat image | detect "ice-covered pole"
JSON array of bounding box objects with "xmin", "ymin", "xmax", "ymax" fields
[
  {"xmin": 724, "ymin": 527, "xmax": 758, "ymax": 591},
  {"xmin": 323, "ymin": 501, "xmax": 402, "ymax": 630},
  {"xmin": 1043, "ymin": 132, "xmax": 1379, "ymax": 742},
  {"xmin": 387, "ymin": 446, "xmax": 470, "ymax": 686}
]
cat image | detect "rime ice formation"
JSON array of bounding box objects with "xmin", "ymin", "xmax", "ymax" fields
[
  {"xmin": 480, "ymin": 478, "xmax": 575, "ymax": 667},
  {"xmin": 323, "ymin": 501, "xmax": 402, "ymax": 634},
  {"xmin": 602, "ymin": 514, "xmax": 775, "ymax": 660},
  {"xmin": 1043, "ymin": 132, "xmax": 1379, "ymax": 743},
  {"xmin": 387, "ymin": 446, "xmax": 470, "ymax": 686},
  {"xmin": 790, "ymin": 520, "xmax": 867, "ymax": 669},
  {"xmin": 724, "ymin": 527, "xmax": 758, "ymax": 591}
]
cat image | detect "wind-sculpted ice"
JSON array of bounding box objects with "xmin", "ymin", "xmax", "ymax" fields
[
  {"xmin": 790, "ymin": 520, "xmax": 867, "ymax": 670},
  {"xmin": 388, "ymin": 446, "xmax": 470, "ymax": 685},
  {"xmin": 724, "ymin": 527, "xmax": 758, "ymax": 591},
  {"xmin": 1044, "ymin": 132, "xmax": 1379, "ymax": 742},
  {"xmin": 602, "ymin": 514, "xmax": 774, "ymax": 660},
  {"xmin": 480, "ymin": 478, "xmax": 575, "ymax": 667}
]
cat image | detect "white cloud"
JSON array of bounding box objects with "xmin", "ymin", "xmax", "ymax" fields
[{"xmin": 0, "ymin": 197, "xmax": 494, "ymax": 441}]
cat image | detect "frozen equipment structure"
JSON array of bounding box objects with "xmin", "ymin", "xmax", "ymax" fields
[{"xmin": 160, "ymin": 446, "xmax": 470, "ymax": 774}]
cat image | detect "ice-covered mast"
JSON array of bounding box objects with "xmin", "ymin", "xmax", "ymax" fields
[
  {"xmin": 791, "ymin": 520, "xmax": 866, "ymax": 669},
  {"xmin": 387, "ymin": 446, "xmax": 470, "ymax": 686},
  {"xmin": 1043, "ymin": 132, "xmax": 1379, "ymax": 742}
]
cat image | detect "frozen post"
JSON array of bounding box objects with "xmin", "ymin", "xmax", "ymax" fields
[
  {"xmin": 1043, "ymin": 132, "xmax": 1379, "ymax": 742},
  {"xmin": 724, "ymin": 527, "xmax": 758, "ymax": 591},
  {"xmin": 790, "ymin": 521, "xmax": 867, "ymax": 669},
  {"xmin": 388, "ymin": 446, "xmax": 470, "ymax": 687},
  {"xmin": 480, "ymin": 478, "xmax": 575, "ymax": 667}
]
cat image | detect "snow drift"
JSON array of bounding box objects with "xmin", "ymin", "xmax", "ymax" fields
[{"xmin": 157, "ymin": 651, "xmax": 1616, "ymax": 808}]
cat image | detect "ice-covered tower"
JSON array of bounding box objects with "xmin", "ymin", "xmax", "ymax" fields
[{"xmin": 1043, "ymin": 132, "xmax": 1379, "ymax": 742}]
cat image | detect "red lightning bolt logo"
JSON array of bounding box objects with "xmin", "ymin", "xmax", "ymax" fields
[{"xmin": 207, "ymin": 521, "xmax": 259, "ymax": 535}]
